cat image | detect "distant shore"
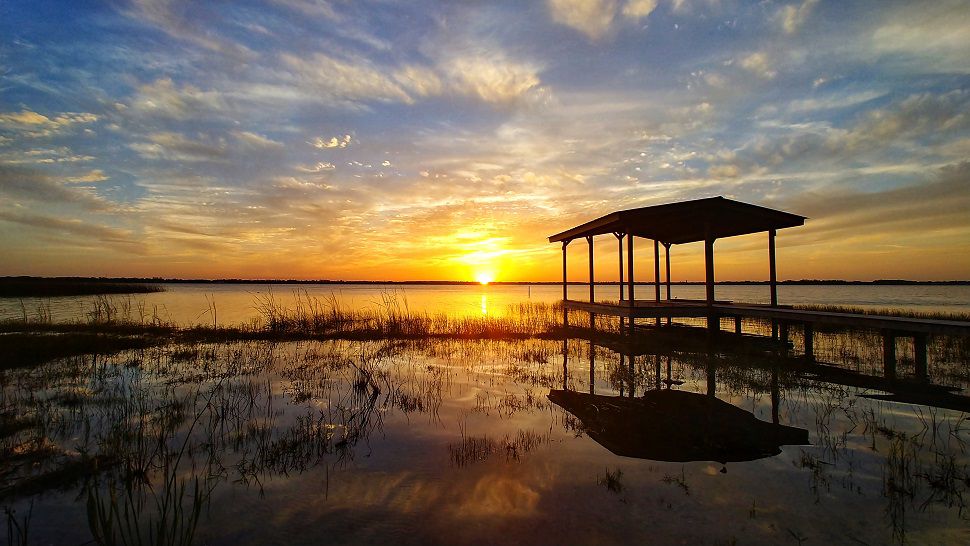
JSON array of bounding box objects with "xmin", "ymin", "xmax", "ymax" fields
[{"xmin": 2, "ymin": 276, "xmax": 969, "ymax": 289}]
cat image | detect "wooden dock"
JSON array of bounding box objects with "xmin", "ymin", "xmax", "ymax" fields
[{"xmin": 563, "ymin": 298, "xmax": 970, "ymax": 378}]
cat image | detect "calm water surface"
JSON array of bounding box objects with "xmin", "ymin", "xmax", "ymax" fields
[
  {"xmin": 3, "ymin": 335, "xmax": 969, "ymax": 545},
  {"xmin": 3, "ymin": 283, "xmax": 969, "ymax": 326}
]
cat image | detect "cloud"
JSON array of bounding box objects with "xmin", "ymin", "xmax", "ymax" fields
[
  {"xmin": 739, "ymin": 52, "xmax": 776, "ymax": 79},
  {"xmin": 129, "ymin": 132, "xmax": 227, "ymax": 162},
  {"xmin": 311, "ymin": 135, "xmax": 352, "ymax": 149},
  {"xmin": 781, "ymin": 161, "xmax": 970, "ymax": 240},
  {"xmin": 0, "ymin": 147, "xmax": 95, "ymax": 165},
  {"xmin": 0, "ymin": 109, "xmax": 98, "ymax": 138},
  {"xmin": 622, "ymin": 0, "xmax": 659, "ymax": 20},
  {"xmin": 869, "ymin": 0, "xmax": 970, "ymax": 73},
  {"xmin": 441, "ymin": 55, "xmax": 542, "ymax": 104},
  {"xmin": 66, "ymin": 169, "xmax": 109, "ymax": 183},
  {"xmin": 547, "ymin": 0, "xmax": 659, "ymax": 38},
  {"xmin": 393, "ymin": 65, "xmax": 444, "ymax": 98},
  {"xmin": 234, "ymin": 131, "xmax": 284, "ymax": 151},
  {"xmin": 778, "ymin": 0, "xmax": 818, "ymax": 34},
  {"xmin": 0, "ymin": 166, "xmax": 109, "ymax": 209},
  {"xmin": 281, "ymin": 52, "xmax": 414, "ymax": 105},
  {"xmin": 125, "ymin": 0, "xmax": 252, "ymax": 58},
  {"xmin": 128, "ymin": 78, "xmax": 228, "ymax": 120},
  {"xmin": 0, "ymin": 209, "xmax": 132, "ymax": 243},
  {"xmin": 297, "ymin": 162, "xmax": 336, "ymax": 173},
  {"xmin": 547, "ymin": 0, "xmax": 617, "ymax": 39},
  {"xmin": 706, "ymin": 90, "xmax": 970, "ymax": 179}
]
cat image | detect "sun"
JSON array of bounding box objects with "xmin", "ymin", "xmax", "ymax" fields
[{"xmin": 476, "ymin": 271, "xmax": 494, "ymax": 285}]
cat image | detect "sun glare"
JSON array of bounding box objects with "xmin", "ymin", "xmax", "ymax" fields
[{"xmin": 476, "ymin": 271, "xmax": 494, "ymax": 285}]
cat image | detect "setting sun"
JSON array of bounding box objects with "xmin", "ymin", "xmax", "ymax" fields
[{"xmin": 476, "ymin": 271, "xmax": 494, "ymax": 285}]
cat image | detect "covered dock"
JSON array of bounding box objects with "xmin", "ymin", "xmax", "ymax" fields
[{"xmin": 548, "ymin": 196, "xmax": 970, "ymax": 373}]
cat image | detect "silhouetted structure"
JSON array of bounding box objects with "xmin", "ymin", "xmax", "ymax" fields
[
  {"xmin": 548, "ymin": 389, "xmax": 809, "ymax": 463},
  {"xmin": 548, "ymin": 196, "xmax": 970, "ymax": 376},
  {"xmin": 549, "ymin": 196, "xmax": 805, "ymax": 308}
]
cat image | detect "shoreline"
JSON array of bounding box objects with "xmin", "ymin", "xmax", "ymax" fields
[{"xmin": 3, "ymin": 276, "xmax": 970, "ymax": 287}]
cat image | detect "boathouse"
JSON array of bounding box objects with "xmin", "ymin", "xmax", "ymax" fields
[
  {"xmin": 549, "ymin": 196, "xmax": 804, "ymax": 311},
  {"xmin": 548, "ymin": 196, "xmax": 970, "ymax": 376}
]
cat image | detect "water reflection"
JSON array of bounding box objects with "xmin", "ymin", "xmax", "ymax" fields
[
  {"xmin": 547, "ymin": 387, "xmax": 809, "ymax": 464},
  {"xmin": 2, "ymin": 332, "xmax": 969, "ymax": 544}
]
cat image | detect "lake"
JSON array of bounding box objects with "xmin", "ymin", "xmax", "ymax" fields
[
  {"xmin": 3, "ymin": 282, "xmax": 969, "ymax": 326},
  {"xmin": 3, "ymin": 335, "xmax": 968, "ymax": 545}
]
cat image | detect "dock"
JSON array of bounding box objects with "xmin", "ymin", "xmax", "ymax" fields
[{"xmin": 548, "ymin": 197, "xmax": 970, "ymax": 377}]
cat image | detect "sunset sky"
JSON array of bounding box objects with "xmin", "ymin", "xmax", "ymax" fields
[{"xmin": 1, "ymin": 0, "xmax": 968, "ymax": 282}]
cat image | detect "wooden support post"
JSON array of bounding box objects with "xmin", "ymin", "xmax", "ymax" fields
[
  {"xmin": 769, "ymin": 229, "xmax": 778, "ymax": 308},
  {"xmin": 627, "ymin": 234, "xmax": 634, "ymax": 309},
  {"xmin": 780, "ymin": 322, "xmax": 789, "ymax": 344},
  {"xmin": 804, "ymin": 323, "xmax": 814, "ymax": 361},
  {"xmin": 587, "ymin": 236, "xmax": 594, "ymax": 303},
  {"xmin": 704, "ymin": 234, "xmax": 715, "ymax": 305},
  {"xmin": 734, "ymin": 316, "xmax": 742, "ymax": 335},
  {"xmin": 654, "ymin": 239, "xmax": 661, "ymax": 302},
  {"xmin": 615, "ymin": 233, "xmax": 624, "ymax": 301},
  {"xmin": 654, "ymin": 354, "xmax": 661, "ymax": 390},
  {"xmin": 883, "ymin": 332, "xmax": 897, "ymax": 380},
  {"xmin": 561, "ymin": 241, "xmax": 568, "ymax": 301},
  {"xmin": 589, "ymin": 341, "xmax": 595, "ymax": 395},
  {"xmin": 705, "ymin": 233, "xmax": 717, "ymax": 332},
  {"xmin": 664, "ymin": 242, "xmax": 672, "ymax": 301},
  {"xmin": 914, "ymin": 334, "xmax": 928, "ymax": 380}
]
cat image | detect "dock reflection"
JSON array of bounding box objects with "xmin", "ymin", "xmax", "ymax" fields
[{"xmin": 549, "ymin": 381, "xmax": 809, "ymax": 464}]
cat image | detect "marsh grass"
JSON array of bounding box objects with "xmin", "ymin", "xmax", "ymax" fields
[{"xmin": 795, "ymin": 304, "xmax": 970, "ymax": 322}]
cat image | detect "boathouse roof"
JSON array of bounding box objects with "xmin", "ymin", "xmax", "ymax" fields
[{"xmin": 547, "ymin": 196, "xmax": 806, "ymax": 244}]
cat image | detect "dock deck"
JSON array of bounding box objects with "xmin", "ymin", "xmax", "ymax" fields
[{"xmin": 564, "ymin": 298, "xmax": 970, "ymax": 336}]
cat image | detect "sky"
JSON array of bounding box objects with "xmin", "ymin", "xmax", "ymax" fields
[{"xmin": 1, "ymin": 0, "xmax": 968, "ymax": 282}]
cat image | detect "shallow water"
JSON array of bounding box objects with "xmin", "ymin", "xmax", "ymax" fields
[
  {"xmin": 3, "ymin": 282, "xmax": 969, "ymax": 326},
  {"xmin": 3, "ymin": 334, "xmax": 968, "ymax": 545}
]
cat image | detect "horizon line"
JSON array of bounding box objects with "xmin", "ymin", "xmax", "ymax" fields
[{"xmin": 2, "ymin": 276, "xmax": 969, "ymax": 285}]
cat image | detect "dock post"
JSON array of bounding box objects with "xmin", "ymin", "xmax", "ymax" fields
[
  {"xmin": 769, "ymin": 229, "xmax": 778, "ymax": 307},
  {"xmin": 914, "ymin": 334, "xmax": 928, "ymax": 380},
  {"xmin": 780, "ymin": 322, "xmax": 789, "ymax": 344},
  {"xmin": 654, "ymin": 239, "xmax": 661, "ymax": 326},
  {"xmin": 589, "ymin": 340, "xmax": 595, "ymax": 394},
  {"xmin": 654, "ymin": 354, "xmax": 661, "ymax": 390},
  {"xmin": 704, "ymin": 233, "xmax": 715, "ymax": 305},
  {"xmin": 664, "ymin": 242, "xmax": 671, "ymax": 301},
  {"xmin": 561, "ymin": 240, "xmax": 568, "ymax": 301},
  {"xmin": 704, "ymin": 232, "xmax": 717, "ymax": 333},
  {"xmin": 804, "ymin": 323, "xmax": 814, "ymax": 361},
  {"xmin": 734, "ymin": 316, "xmax": 742, "ymax": 335},
  {"xmin": 883, "ymin": 332, "xmax": 897, "ymax": 380},
  {"xmin": 587, "ymin": 236, "xmax": 594, "ymax": 303},
  {"xmin": 627, "ymin": 233, "xmax": 634, "ymax": 308},
  {"xmin": 615, "ymin": 233, "xmax": 624, "ymax": 302}
]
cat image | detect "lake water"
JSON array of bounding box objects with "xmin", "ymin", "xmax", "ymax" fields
[
  {"xmin": 3, "ymin": 336, "xmax": 968, "ymax": 545},
  {"xmin": 3, "ymin": 283, "xmax": 970, "ymax": 326}
]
